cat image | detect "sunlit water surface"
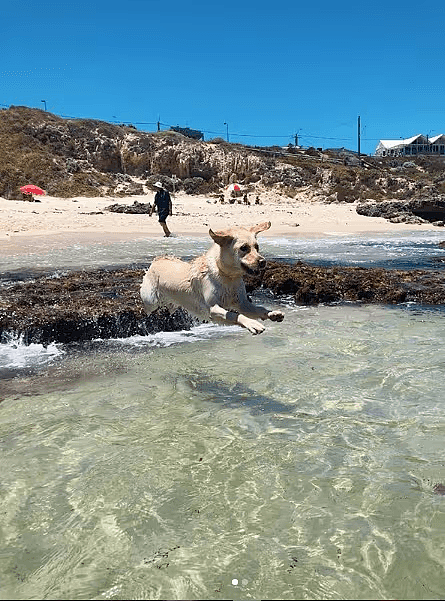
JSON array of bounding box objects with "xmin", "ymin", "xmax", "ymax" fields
[
  {"xmin": 2, "ymin": 230, "xmax": 445, "ymax": 286},
  {"xmin": 1, "ymin": 233, "xmax": 445, "ymax": 600}
]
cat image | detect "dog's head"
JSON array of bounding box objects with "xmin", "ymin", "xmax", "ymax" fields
[{"xmin": 209, "ymin": 222, "xmax": 271, "ymax": 276}]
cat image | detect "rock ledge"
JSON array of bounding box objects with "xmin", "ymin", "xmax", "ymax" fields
[{"xmin": 2, "ymin": 261, "xmax": 445, "ymax": 346}]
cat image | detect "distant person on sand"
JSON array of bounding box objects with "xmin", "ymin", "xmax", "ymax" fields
[{"xmin": 152, "ymin": 182, "xmax": 172, "ymax": 237}]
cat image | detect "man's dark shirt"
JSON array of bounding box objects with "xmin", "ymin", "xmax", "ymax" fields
[{"xmin": 154, "ymin": 189, "xmax": 172, "ymax": 222}]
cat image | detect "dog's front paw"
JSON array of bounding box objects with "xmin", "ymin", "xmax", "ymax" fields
[
  {"xmin": 241, "ymin": 316, "xmax": 266, "ymax": 335},
  {"xmin": 267, "ymin": 310, "xmax": 284, "ymax": 322},
  {"xmin": 249, "ymin": 322, "xmax": 266, "ymax": 335}
]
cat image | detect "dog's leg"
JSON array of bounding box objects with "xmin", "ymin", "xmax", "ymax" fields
[
  {"xmin": 241, "ymin": 303, "xmax": 284, "ymax": 322},
  {"xmin": 236, "ymin": 295, "xmax": 285, "ymax": 323},
  {"xmin": 140, "ymin": 274, "xmax": 161, "ymax": 315},
  {"xmin": 209, "ymin": 304, "xmax": 266, "ymax": 335}
]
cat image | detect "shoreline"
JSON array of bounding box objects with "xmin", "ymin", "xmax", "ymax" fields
[
  {"xmin": 0, "ymin": 192, "xmax": 441, "ymax": 253},
  {"xmin": 1, "ymin": 228, "xmax": 442, "ymax": 260}
]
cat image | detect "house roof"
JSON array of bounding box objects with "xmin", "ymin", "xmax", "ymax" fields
[
  {"xmin": 377, "ymin": 135, "xmax": 424, "ymax": 149},
  {"xmin": 377, "ymin": 134, "xmax": 445, "ymax": 149}
]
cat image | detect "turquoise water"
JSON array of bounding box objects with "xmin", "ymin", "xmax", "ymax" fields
[{"xmin": 1, "ymin": 302, "xmax": 445, "ymax": 599}]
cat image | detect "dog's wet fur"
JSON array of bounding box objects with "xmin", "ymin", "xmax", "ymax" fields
[{"xmin": 140, "ymin": 221, "xmax": 284, "ymax": 334}]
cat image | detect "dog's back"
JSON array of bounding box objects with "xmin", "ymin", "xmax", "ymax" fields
[{"xmin": 140, "ymin": 254, "xmax": 216, "ymax": 320}]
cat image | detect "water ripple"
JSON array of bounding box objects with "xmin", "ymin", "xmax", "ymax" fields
[{"xmin": 2, "ymin": 304, "xmax": 445, "ymax": 599}]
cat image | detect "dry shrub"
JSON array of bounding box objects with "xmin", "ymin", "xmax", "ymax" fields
[
  {"xmin": 54, "ymin": 173, "xmax": 109, "ymax": 197},
  {"xmin": 330, "ymin": 164, "xmax": 357, "ymax": 185}
]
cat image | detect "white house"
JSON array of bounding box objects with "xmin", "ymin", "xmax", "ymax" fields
[
  {"xmin": 429, "ymin": 134, "xmax": 445, "ymax": 155},
  {"xmin": 375, "ymin": 134, "xmax": 445, "ymax": 157}
]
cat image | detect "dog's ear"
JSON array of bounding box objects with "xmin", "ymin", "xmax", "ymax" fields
[
  {"xmin": 250, "ymin": 221, "xmax": 271, "ymax": 235},
  {"xmin": 209, "ymin": 228, "xmax": 234, "ymax": 246}
]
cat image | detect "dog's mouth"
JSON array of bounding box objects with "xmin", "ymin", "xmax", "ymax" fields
[{"xmin": 241, "ymin": 263, "xmax": 263, "ymax": 276}]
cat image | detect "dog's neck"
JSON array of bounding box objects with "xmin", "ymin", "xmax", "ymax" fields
[
  {"xmin": 215, "ymin": 257, "xmax": 239, "ymax": 280},
  {"xmin": 207, "ymin": 244, "xmax": 241, "ymax": 280}
]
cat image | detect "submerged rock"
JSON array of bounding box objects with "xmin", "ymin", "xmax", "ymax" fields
[
  {"xmin": 433, "ymin": 483, "xmax": 445, "ymax": 495},
  {"xmin": 1, "ymin": 261, "xmax": 445, "ymax": 346}
]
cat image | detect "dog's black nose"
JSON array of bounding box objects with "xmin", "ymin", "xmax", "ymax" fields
[{"xmin": 258, "ymin": 258, "xmax": 267, "ymax": 270}]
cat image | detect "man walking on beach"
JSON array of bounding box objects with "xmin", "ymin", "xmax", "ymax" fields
[{"xmin": 152, "ymin": 181, "xmax": 172, "ymax": 237}]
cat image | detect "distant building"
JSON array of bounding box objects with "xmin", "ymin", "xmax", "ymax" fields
[
  {"xmin": 170, "ymin": 126, "xmax": 204, "ymax": 141},
  {"xmin": 326, "ymin": 147, "xmax": 359, "ymax": 155},
  {"xmin": 375, "ymin": 134, "xmax": 445, "ymax": 157}
]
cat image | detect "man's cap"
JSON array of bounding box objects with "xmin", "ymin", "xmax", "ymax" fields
[{"xmin": 154, "ymin": 181, "xmax": 164, "ymax": 188}]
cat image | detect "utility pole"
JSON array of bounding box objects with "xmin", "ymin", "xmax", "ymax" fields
[
  {"xmin": 357, "ymin": 115, "xmax": 361, "ymax": 159},
  {"xmin": 427, "ymin": 130, "xmax": 434, "ymax": 153},
  {"xmin": 224, "ymin": 122, "xmax": 229, "ymax": 142},
  {"xmin": 157, "ymin": 116, "xmax": 160, "ymax": 132},
  {"xmin": 41, "ymin": 100, "xmax": 47, "ymax": 111}
]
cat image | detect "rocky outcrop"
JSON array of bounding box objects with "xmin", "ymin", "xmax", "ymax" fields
[
  {"xmin": 2, "ymin": 261, "xmax": 445, "ymax": 346},
  {"xmin": 4, "ymin": 106, "xmax": 445, "ymax": 208},
  {"xmin": 244, "ymin": 260, "xmax": 445, "ymax": 305},
  {"xmin": 0, "ymin": 268, "xmax": 195, "ymax": 345},
  {"xmin": 356, "ymin": 196, "xmax": 445, "ymax": 226},
  {"xmin": 106, "ymin": 200, "xmax": 152, "ymax": 214},
  {"xmin": 0, "ymin": 107, "xmax": 297, "ymax": 198}
]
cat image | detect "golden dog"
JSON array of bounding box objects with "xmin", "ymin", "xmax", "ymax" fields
[{"xmin": 140, "ymin": 222, "xmax": 284, "ymax": 335}]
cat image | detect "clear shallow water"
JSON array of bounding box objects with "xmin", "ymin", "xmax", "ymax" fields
[
  {"xmin": 2, "ymin": 233, "xmax": 445, "ymax": 599},
  {"xmin": 1, "ymin": 304, "xmax": 445, "ymax": 599}
]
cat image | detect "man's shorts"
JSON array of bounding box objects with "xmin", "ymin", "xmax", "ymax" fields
[{"xmin": 158, "ymin": 208, "xmax": 169, "ymax": 223}]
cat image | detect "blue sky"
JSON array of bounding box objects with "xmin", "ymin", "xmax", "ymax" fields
[{"xmin": 2, "ymin": 0, "xmax": 444, "ymax": 154}]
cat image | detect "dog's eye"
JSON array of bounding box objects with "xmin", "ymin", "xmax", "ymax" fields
[{"xmin": 240, "ymin": 244, "xmax": 250, "ymax": 252}]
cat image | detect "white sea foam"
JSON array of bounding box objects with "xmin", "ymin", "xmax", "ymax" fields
[
  {"xmin": 112, "ymin": 323, "xmax": 240, "ymax": 348},
  {"xmin": 0, "ymin": 336, "xmax": 63, "ymax": 370},
  {"xmin": 0, "ymin": 325, "xmax": 239, "ymax": 371}
]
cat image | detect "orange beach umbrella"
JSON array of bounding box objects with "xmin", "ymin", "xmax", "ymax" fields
[{"xmin": 20, "ymin": 185, "xmax": 46, "ymax": 196}]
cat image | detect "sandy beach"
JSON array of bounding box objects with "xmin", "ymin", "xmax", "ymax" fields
[{"xmin": 0, "ymin": 191, "xmax": 440, "ymax": 254}]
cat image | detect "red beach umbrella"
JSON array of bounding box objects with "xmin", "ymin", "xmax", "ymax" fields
[
  {"xmin": 20, "ymin": 185, "xmax": 46, "ymax": 196},
  {"xmin": 227, "ymin": 183, "xmax": 241, "ymax": 192}
]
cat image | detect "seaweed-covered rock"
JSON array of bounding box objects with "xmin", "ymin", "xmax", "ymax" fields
[
  {"xmin": 244, "ymin": 260, "xmax": 445, "ymax": 305},
  {"xmin": 0, "ymin": 268, "xmax": 194, "ymax": 345},
  {"xmin": 2, "ymin": 261, "xmax": 445, "ymax": 346},
  {"xmin": 106, "ymin": 200, "xmax": 152, "ymax": 214}
]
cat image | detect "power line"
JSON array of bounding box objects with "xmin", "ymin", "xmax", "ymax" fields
[
  {"xmin": 160, "ymin": 122, "xmax": 353, "ymax": 142},
  {"xmin": 301, "ymin": 133, "xmax": 353, "ymax": 142},
  {"xmin": 1, "ymin": 102, "xmax": 363, "ymax": 144}
]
